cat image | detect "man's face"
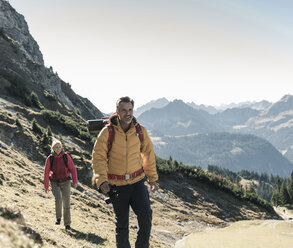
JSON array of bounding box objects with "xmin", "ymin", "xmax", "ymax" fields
[{"xmin": 117, "ymin": 102, "xmax": 133, "ymax": 126}]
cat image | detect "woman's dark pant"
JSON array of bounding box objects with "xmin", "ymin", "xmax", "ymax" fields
[{"xmin": 112, "ymin": 179, "xmax": 152, "ymax": 248}]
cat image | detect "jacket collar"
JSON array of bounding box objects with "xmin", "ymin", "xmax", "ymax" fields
[
  {"xmin": 109, "ymin": 114, "xmax": 138, "ymax": 131},
  {"xmin": 52, "ymin": 151, "xmax": 65, "ymax": 158}
]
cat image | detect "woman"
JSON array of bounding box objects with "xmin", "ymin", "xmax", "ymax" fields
[{"xmin": 44, "ymin": 139, "xmax": 78, "ymax": 230}]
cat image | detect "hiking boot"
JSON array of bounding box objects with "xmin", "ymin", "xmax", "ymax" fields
[
  {"xmin": 65, "ymin": 225, "xmax": 71, "ymax": 230},
  {"xmin": 55, "ymin": 218, "xmax": 61, "ymax": 225}
]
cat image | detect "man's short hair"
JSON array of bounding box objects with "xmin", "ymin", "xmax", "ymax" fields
[{"xmin": 116, "ymin": 96, "xmax": 134, "ymax": 110}]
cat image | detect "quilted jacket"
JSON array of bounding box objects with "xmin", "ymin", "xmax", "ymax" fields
[{"xmin": 92, "ymin": 115, "xmax": 158, "ymax": 187}]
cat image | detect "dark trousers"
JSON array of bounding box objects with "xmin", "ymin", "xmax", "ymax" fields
[{"xmin": 112, "ymin": 179, "xmax": 152, "ymax": 248}]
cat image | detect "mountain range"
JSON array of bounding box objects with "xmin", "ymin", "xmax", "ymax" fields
[
  {"xmin": 138, "ymin": 98, "xmax": 272, "ymax": 116},
  {"xmin": 137, "ymin": 95, "xmax": 293, "ymax": 176}
]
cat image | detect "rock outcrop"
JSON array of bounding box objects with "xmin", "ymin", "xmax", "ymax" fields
[
  {"xmin": 0, "ymin": 0, "xmax": 103, "ymax": 120},
  {"xmin": 0, "ymin": 0, "xmax": 43, "ymax": 64}
]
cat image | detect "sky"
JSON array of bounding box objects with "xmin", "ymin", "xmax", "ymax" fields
[{"xmin": 9, "ymin": 0, "xmax": 293, "ymax": 114}]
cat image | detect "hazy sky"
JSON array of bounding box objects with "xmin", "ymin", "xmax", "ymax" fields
[{"xmin": 9, "ymin": 0, "xmax": 293, "ymax": 113}]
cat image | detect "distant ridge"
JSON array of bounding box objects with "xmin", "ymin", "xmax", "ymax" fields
[
  {"xmin": 135, "ymin": 97, "xmax": 169, "ymax": 117},
  {"xmin": 186, "ymin": 102, "xmax": 218, "ymax": 114},
  {"xmin": 262, "ymin": 94, "xmax": 293, "ymax": 117},
  {"xmin": 214, "ymin": 100, "xmax": 271, "ymax": 111},
  {"xmin": 138, "ymin": 99, "xmax": 223, "ymax": 135},
  {"xmin": 136, "ymin": 98, "xmax": 272, "ymax": 117}
]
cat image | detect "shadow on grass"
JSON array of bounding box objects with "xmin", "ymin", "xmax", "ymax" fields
[{"xmin": 65, "ymin": 227, "xmax": 107, "ymax": 246}]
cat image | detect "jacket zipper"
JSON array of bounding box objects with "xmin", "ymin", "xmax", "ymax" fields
[{"xmin": 125, "ymin": 134, "xmax": 128, "ymax": 173}]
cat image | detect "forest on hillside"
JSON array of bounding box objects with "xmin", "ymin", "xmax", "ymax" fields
[{"xmin": 207, "ymin": 164, "xmax": 293, "ymax": 208}]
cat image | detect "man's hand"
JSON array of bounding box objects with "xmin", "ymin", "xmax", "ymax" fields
[
  {"xmin": 100, "ymin": 181, "xmax": 110, "ymax": 193},
  {"xmin": 45, "ymin": 188, "xmax": 49, "ymax": 194},
  {"xmin": 73, "ymin": 183, "xmax": 78, "ymax": 189},
  {"xmin": 149, "ymin": 182, "xmax": 158, "ymax": 192}
]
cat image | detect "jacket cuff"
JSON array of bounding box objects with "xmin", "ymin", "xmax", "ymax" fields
[
  {"xmin": 97, "ymin": 176, "xmax": 108, "ymax": 187},
  {"xmin": 147, "ymin": 175, "xmax": 158, "ymax": 183}
]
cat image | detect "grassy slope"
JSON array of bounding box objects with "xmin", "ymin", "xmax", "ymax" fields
[{"xmin": 0, "ymin": 146, "xmax": 167, "ymax": 248}]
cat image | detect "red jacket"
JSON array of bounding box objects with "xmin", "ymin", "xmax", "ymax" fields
[{"xmin": 44, "ymin": 152, "xmax": 78, "ymax": 189}]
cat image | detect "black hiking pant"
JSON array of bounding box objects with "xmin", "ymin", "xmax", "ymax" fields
[{"xmin": 112, "ymin": 178, "xmax": 152, "ymax": 248}]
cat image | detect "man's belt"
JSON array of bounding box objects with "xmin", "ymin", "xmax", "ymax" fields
[
  {"xmin": 50, "ymin": 176, "xmax": 71, "ymax": 183},
  {"xmin": 108, "ymin": 168, "xmax": 144, "ymax": 180}
]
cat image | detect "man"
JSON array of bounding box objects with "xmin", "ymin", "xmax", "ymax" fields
[{"xmin": 92, "ymin": 96, "xmax": 158, "ymax": 248}]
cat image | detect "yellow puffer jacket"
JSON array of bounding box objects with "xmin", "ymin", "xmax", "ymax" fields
[{"xmin": 92, "ymin": 115, "xmax": 158, "ymax": 187}]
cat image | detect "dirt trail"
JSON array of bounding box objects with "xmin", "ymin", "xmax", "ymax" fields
[
  {"xmin": 175, "ymin": 219, "xmax": 293, "ymax": 248},
  {"xmin": 175, "ymin": 208, "xmax": 293, "ymax": 248},
  {"xmin": 274, "ymin": 206, "xmax": 293, "ymax": 220}
]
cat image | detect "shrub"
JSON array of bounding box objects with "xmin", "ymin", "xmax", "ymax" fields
[
  {"xmin": 24, "ymin": 95, "xmax": 32, "ymax": 107},
  {"xmin": 31, "ymin": 118, "xmax": 43, "ymax": 134},
  {"xmin": 39, "ymin": 132, "xmax": 50, "ymax": 154},
  {"xmin": 44, "ymin": 90, "xmax": 57, "ymax": 101},
  {"xmin": 15, "ymin": 118, "xmax": 22, "ymax": 128},
  {"xmin": 46, "ymin": 126, "xmax": 53, "ymax": 144},
  {"xmin": 82, "ymin": 150, "xmax": 91, "ymax": 159},
  {"xmin": 0, "ymin": 206, "xmax": 22, "ymax": 220},
  {"xmin": 30, "ymin": 92, "xmax": 43, "ymax": 109},
  {"xmin": 40, "ymin": 110, "xmax": 90, "ymax": 140}
]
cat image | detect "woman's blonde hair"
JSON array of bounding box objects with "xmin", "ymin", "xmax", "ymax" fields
[{"xmin": 51, "ymin": 138, "xmax": 62, "ymax": 153}]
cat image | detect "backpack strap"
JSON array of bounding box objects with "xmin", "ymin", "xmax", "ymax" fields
[
  {"xmin": 106, "ymin": 123, "xmax": 144, "ymax": 155},
  {"xmin": 135, "ymin": 123, "xmax": 144, "ymax": 143},
  {"xmin": 63, "ymin": 153, "xmax": 69, "ymax": 169},
  {"xmin": 49, "ymin": 154, "xmax": 54, "ymax": 169},
  {"xmin": 107, "ymin": 124, "xmax": 115, "ymax": 156}
]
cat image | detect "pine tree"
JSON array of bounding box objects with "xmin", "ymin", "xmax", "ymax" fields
[
  {"xmin": 288, "ymin": 172, "xmax": 293, "ymax": 204},
  {"xmin": 271, "ymin": 190, "xmax": 281, "ymax": 206},
  {"xmin": 280, "ymin": 181, "xmax": 291, "ymax": 205},
  {"xmin": 271, "ymin": 176, "xmax": 282, "ymax": 206},
  {"xmin": 275, "ymin": 176, "xmax": 282, "ymax": 192},
  {"xmin": 236, "ymin": 176, "xmax": 241, "ymax": 186},
  {"xmin": 174, "ymin": 160, "xmax": 179, "ymax": 168}
]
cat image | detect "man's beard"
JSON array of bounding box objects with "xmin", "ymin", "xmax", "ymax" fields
[
  {"xmin": 124, "ymin": 116, "xmax": 133, "ymax": 124},
  {"xmin": 119, "ymin": 115, "xmax": 133, "ymax": 125}
]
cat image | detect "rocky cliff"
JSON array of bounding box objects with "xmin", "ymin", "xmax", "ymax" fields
[
  {"xmin": 0, "ymin": 0, "xmax": 43, "ymax": 64},
  {"xmin": 0, "ymin": 0, "xmax": 102, "ymax": 120}
]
